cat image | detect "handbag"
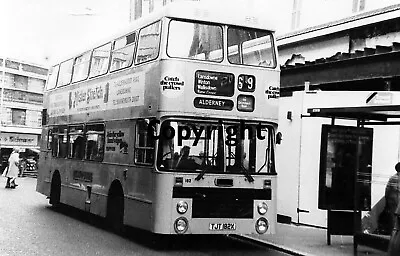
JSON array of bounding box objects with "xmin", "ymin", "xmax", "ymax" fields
[{"xmin": 2, "ymin": 166, "xmax": 8, "ymax": 177}]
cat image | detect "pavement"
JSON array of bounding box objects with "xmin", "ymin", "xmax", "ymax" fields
[
  {"xmin": 1, "ymin": 176, "xmax": 389, "ymax": 255},
  {"xmin": 246, "ymin": 222, "xmax": 387, "ymax": 256}
]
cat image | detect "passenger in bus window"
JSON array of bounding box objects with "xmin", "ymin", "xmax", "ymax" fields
[{"xmin": 176, "ymin": 146, "xmax": 199, "ymax": 170}]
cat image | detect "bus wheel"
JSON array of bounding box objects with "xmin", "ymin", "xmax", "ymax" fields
[
  {"xmin": 106, "ymin": 183, "xmax": 125, "ymax": 234},
  {"xmin": 49, "ymin": 171, "xmax": 61, "ymax": 207}
]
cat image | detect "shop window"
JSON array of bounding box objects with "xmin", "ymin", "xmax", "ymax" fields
[
  {"xmin": 68, "ymin": 125, "xmax": 85, "ymax": 160},
  {"xmin": 89, "ymin": 43, "xmax": 111, "ymax": 77},
  {"xmin": 11, "ymin": 108, "xmax": 26, "ymax": 126},
  {"xmin": 110, "ymin": 32, "xmax": 136, "ymax": 72},
  {"xmin": 134, "ymin": 119, "xmax": 155, "ymax": 165},
  {"xmin": 85, "ymin": 124, "xmax": 105, "ymax": 161}
]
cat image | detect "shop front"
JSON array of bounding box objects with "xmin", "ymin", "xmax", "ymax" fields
[{"xmin": 0, "ymin": 132, "xmax": 40, "ymax": 177}]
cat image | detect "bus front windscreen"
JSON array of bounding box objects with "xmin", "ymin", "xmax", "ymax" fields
[
  {"xmin": 167, "ymin": 20, "xmax": 223, "ymax": 62},
  {"xmin": 156, "ymin": 120, "xmax": 275, "ymax": 175},
  {"xmin": 227, "ymin": 27, "xmax": 276, "ymax": 68}
]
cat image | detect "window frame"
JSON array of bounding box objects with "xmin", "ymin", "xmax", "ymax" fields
[
  {"xmin": 84, "ymin": 123, "xmax": 105, "ymax": 162},
  {"xmin": 227, "ymin": 26, "xmax": 277, "ymax": 69},
  {"xmin": 11, "ymin": 108, "xmax": 26, "ymax": 126},
  {"xmin": 110, "ymin": 32, "xmax": 137, "ymax": 73},
  {"xmin": 47, "ymin": 129, "xmax": 53, "ymax": 150},
  {"xmin": 67, "ymin": 124, "xmax": 85, "ymax": 160},
  {"xmin": 57, "ymin": 58, "xmax": 74, "ymax": 87},
  {"xmin": 134, "ymin": 119, "xmax": 155, "ymax": 166},
  {"xmin": 51, "ymin": 126, "xmax": 68, "ymax": 158},
  {"xmin": 135, "ymin": 20, "xmax": 162, "ymax": 65},
  {"xmin": 71, "ymin": 51, "xmax": 92, "ymax": 84},
  {"xmin": 166, "ymin": 19, "xmax": 224, "ymax": 63},
  {"xmin": 89, "ymin": 42, "xmax": 112, "ymax": 78},
  {"xmin": 46, "ymin": 65, "xmax": 59, "ymax": 91}
]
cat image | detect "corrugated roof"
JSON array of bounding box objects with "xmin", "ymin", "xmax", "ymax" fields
[{"xmin": 281, "ymin": 42, "xmax": 400, "ymax": 70}]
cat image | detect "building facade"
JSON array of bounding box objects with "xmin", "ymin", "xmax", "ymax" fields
[
  {"xmin": 0, "ymin": 58, "xmax": 47, "ymax": 176},
  {"xmin": 277, "ymin": 3, "xmax": 400, "ymax": 233}
]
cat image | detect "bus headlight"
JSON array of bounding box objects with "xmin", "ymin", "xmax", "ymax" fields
[
  {"xmin": 176, "ymin": 201, "xmax": 188, "ymax": 214},
  {"xmin": 174, "ymin": 217, "xmax": 188, "ymax": 234},
  {"xmin": 255, "ymin": 217, "xmax": 269, "ymax": 234},
  {"xmin": 257, "ymin": 202, "xmax": 268, "ymax": 215}
]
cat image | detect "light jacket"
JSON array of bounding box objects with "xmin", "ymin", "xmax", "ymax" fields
[{"xmin": 6, "ymin": 152, "xmax": 20, "ymax": 178}]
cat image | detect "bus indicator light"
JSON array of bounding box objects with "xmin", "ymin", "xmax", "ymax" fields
[
  {"xmin": 264, "ymin": 179, "xmax": 272, "ymax": 188},
  {"xmin": 175, "ymin": 177, "xmax": 183, "ymax": 187}
]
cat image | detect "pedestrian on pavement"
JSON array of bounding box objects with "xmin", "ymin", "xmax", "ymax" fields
[
  {"xmin": 382, "ymin": 162, "xmax": 400, "ymax": 234},
  {"xmin": 388, "ymin": 202, "xmax": 400, "ymax": 255},
  {"xmin": 5, "ymin": 148, "xmax": 20, "ymax": 189}
]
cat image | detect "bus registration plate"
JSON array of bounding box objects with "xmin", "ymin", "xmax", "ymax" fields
[{"xmin": 209, "ymin": 223, "xmax": 236, "ymax": 231}]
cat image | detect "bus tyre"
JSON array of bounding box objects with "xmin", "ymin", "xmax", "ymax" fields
[
  {"xmin": 49, "ymin": 172, "xmax": 61, "ymax": 208},
  {"xmin": 106, "ymin": 188, "xmax": 125, "ymax": 234}
]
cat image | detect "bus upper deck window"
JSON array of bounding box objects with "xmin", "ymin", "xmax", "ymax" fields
[
  {"xmin": 136, "ymin": 21, "xmax": 161, "ymax": 65},
  {"xmin": 167, "ymin": 20, "xmax": 223, "ymax": 62},
  {"xmin": 72, "ymin": 51, "xmax": 91, "ymax": 83},
  {"xmin": 46, "ymin": 65, "xmax": 59, "ymax": 90},
  {"xmin": 57, "ymin": 59, "xmax": 73, "ymax": 87},
  {"xmin": 110, "ymin": 33, "xmax": 136, "ymax": 72},
  {"xmin": 228, "ymin": 27, "xmax": 276, "ymax": 68},
  {"xmin": 90, "ymin": 43, "xmax": 111, "ymax": 78}
]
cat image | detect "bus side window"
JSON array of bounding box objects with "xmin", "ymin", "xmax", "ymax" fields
[
  {"xmin": 68, "ymin": 125, "xmax": 85, "ymax": 160},
  {"xmin": 110, "ymin": 33, "xmax": 136, "ymax": 72},
  {"xmin": 52, "ymin": 126, "xmax": 67, "ymax": 158},
  {"xmin": 72, "ymin": 51, "xmax": 91, "ymax": 83},
  {"xmin": 134, "ymin": 119, "xmax": 155, "ymax": 165},
  {"xmin": 47, "ymin": 129, "xmax": 53, "ymax": 150},
  {"xmin": 89, "ymin": 43, "xmax": 112, "ymax": 78},
  {"xmin": 136, "ymin": 21, "xmax": 161, "ymax": 65},
  {"xmin": 85, "ymin": 124, "xmax": 105, "ymax": 162},
  {"xmin": 57, "ymin": 59, "xmax": 73, "ymax": 87},
  {"xmin": 46, "ymin": 65, "xmax": 59, "ymax": 90}
]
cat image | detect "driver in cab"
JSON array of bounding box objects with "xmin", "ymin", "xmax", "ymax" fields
[{"xmin": 176, "ymin": 146, "xmax": 200, "ymax": 170}]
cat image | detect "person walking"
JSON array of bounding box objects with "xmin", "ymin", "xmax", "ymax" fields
[
  {"xmin": 382, "ymin": 162, "xmax": 400, "ymax": 234},
  {"xmin": 5, "ymin": 148, "xmax": 20, "ymax": 189}
]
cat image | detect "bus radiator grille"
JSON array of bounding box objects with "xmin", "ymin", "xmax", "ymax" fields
[{"xmin": 173, "ymin": 187, "xmax": 271, "ymax": 219}]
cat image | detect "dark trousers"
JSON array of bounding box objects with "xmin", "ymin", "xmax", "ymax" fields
[{"xmin": 5, "ymin": 177, "xmax": 15, "ymax": 188}]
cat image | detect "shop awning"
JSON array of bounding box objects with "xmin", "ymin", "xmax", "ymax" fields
[
  {"xmin": 26, "ymin": 148, "xmax": 40, "ymax": 154},
  {"xmin": 307, "ymin": 104, "xmax": 400, "ymax": 123}
]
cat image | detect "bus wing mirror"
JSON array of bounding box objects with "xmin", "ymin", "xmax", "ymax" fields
[{"xmin": 276, "ymin": 132, "xmax": 282, "ymax": 145}]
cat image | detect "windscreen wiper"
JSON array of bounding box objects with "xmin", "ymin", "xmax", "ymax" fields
[
  {"xmin": 195, "ymin": 168, "xmax": 206, "ymax": 181},
  {"xmin": 241, "ymin": 165, "xmax": 254, "ymax": 183},
  {"xmin": 195, "ymin": 164, "xmax": 208, "ymax": 181}
]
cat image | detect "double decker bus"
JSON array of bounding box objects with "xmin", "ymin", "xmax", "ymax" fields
[{"xmin": 37, "ymin": 1, "xmax": 280, "ymax": 235}]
